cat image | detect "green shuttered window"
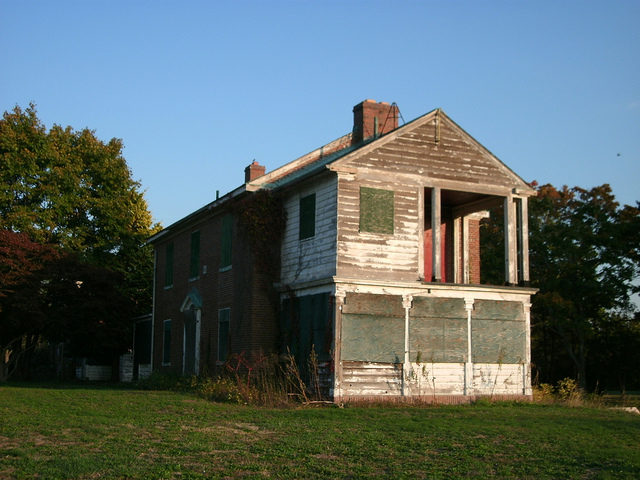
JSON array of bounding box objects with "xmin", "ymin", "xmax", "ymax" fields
[
  {"xmin": 218, "ymin": 308, "xmax": 230, "ymax": 362},
  {"xmin": 299, "ymin": 193, "xmax": 316, "ymax": 240},
  {"xmin": 220, "ymin": 214, "xmax": 233, "ymax": 269},
  {"xmin": 162, "ymin": 319, "xmax": 171, "ymax": 365},
  {"xmin": 164, "ymin": 242, "xmax": 174, "ymax": 287},
  {"xmin": 189, "ymin": 231, "xmax": 200, "ymax": 279},
  {"xmin": 359, "ymin": 187, "xmax": 394, "ymax": 234}
]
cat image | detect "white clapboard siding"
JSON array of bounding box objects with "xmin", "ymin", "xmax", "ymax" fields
[
  {"xmin": 280, "ymin": 175, "xmax": 338, "ymax": 285},
  {"xmin": 341, "ymin": 362, "xmax": 402, "ymax": 396},
  {"xmin": 407, "ymin": 362, "xmax": 466, "ymax": 396},
  {"xmin": 472, "ymin": 363, "xmax": 524, "ymax": 395}
]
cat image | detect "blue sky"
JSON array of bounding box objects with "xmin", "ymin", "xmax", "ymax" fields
[{"xmin": 2, "ymin": 0, "xmax": 638, "ymax": 227}]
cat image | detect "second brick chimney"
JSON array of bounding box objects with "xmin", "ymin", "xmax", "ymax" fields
[
  {"xmin": 352, "ymin": 99, "xmax": 399, "ymax": 144},
  {"xmin": 244, "ymin": 160, "xmax": 266, "ymax": 183}
]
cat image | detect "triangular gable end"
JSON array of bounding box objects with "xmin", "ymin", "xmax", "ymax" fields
[{"xmin": 328, "ymin": 109, "xmax": 535, "ymax": 195}]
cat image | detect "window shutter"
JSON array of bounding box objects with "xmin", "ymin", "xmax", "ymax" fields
[
  {"xmin": 220, "ymin": 214, "xmax": 233, "ymax": 268},
  {"xmin": 164, "ymin": 242, "xmax": 174, "ymax": 287},
  {"xmin": 189, "ymin": 231, "xmax": 200, "ymax": 278},
  {"xmin": 299, "ymin": 193, "xmax": 316, "ymax": 240}
]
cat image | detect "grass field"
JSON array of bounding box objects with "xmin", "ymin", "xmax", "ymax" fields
[{"xmin": 0, "ymin": 384, "xmax": 639, "ymax": 479}]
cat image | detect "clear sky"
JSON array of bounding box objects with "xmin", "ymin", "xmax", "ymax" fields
[{"xmin": 2, "ymin": 0, "xmax": 638, "ymax": 227}]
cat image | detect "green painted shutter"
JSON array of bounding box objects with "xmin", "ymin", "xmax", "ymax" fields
[
  {"xmin": 218, "ymin": 308, "xmax": 230, "ymax": 361},
  {"xmin": 164, "ymin": 242, "xmax": 174, "ymax": 287},
  {"xmin": 162, "ymin": 319, "xmax": 172, "ymax": 364},
  {"xmin": 359, "ymin": 187, "xmax": 394, "ymax": 234},
  {"xmin": 299, "ymin": 193, "xmax": 316, "ymax": 240},
  {"xmin": 189, "ymin": 231, "xmax": 200, "ymax": 278},
  {"xmin": 220, "ymin": 214, "xmax": 233, "ymax": 268}
]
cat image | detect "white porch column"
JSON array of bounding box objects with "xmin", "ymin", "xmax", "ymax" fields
[
  {"xmin": 517, "ymin": 197, "xmax": 530, "ymax": 285},
  {"xmin": 462, "ymin": 216, "xmax": 470, "ymax": 284},
  {"xmin": 431, "ymin": 187, "xmax": 442, "ymax": 282},
  {"xmin": 504, "ymin": 194, "xmax": 517, "ymax": 285},
  {"xmin": 402, "ymin": 294, "xmax": 413, "ymax": 397},
  {"xmin": 464, "ymin": 297, "xmax": 474, "ymax": 396},
  {"xmin": 453, "ymin": 216, "xmax": 461, "ymax": 283},
  {"xmin": 523, "ymin": 301, "xmax": 532, "ymax": 396},
  {"xmin": 333, "ymin": 290, "xmax": 346, "ymax": 402}
]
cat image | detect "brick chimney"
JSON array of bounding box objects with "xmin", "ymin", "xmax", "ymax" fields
[
  {"xmin": 352, "ymin": 99, "xmax": 399, "ymax": 144},
  {"xmin": 244, "ymin": 160, "xmax": 265, "ymax": 183}
]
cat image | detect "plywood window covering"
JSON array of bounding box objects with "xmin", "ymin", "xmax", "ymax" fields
[
  {"xmin": 162, "ymin": 319, "xmax": 172, "ymax": 365},
  {"xmin": 220, "ymin": 214, "xmax": 233, "ymax": 269},
  {"xmin": 164, "ymin": 242, "xmax": 174, "ymax": 287},
  {"xmin": 299, "ymin": 193, "xmax": 316, "ymax": 240},
  {"xmin": 218, "ymin": 308, "xmax": 230, "ymax": 362},
  {"xmin": 359, "ymin": 187, "xmax": 394, "ymax": 234},
  {"xmin": 189, "ymin": 231, "xmax": 200, "ymax": 279}
]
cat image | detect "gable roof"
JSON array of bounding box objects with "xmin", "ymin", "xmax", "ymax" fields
[{"xmin": 249, "ymin": 108, "xmax": 535, "ymax": 196}]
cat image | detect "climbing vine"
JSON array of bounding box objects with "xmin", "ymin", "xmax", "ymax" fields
[{"xmin": 234, "ymin": 189, "xmax": 287, "ymax": 277}]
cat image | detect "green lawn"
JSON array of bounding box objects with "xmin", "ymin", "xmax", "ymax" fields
[{"xmin": 0, "ymin": 384, "xmax": 639, "ymax": 479}]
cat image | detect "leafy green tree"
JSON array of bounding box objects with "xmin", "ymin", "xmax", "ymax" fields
[
  {"xmin": 0, "ymin": 104, "xmax": 159, "ymax": 378},
  {"xmin": 481, "ymin": 183, "xmax": 640, "ymax": 389}
]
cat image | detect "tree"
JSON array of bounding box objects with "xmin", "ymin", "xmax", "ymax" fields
[
  {"xmin": 0, "ymin": 104, "xmax": 159, "ymax": 379},
  {"xmin": 0, "ymin": 230, "xmax": 59, "ymax": 380},
  {"xmin": 481, "ymin": 183, "xmax": 640, "ymax": 389}
]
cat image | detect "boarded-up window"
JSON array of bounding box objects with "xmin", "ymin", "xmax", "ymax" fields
[
  {"xmin": 341, "ymin": 293, "xmax": 404, "ymax": 363},
  {"xmin": 299, "ymin": 193, "xmax": 316, "ymax": 240},
  {"xmin": 410, "ymin": 297, "xmax": 467, "ymax": 363},
  {"xmin": 471, "ymin": 300, "xmax": 526, "ymax": 364},
  {"xmin": 189, "ymin": 231, "xmax": 200, "ymax": 279},
  {"xmin": 220, "ymin": 214, "xmax": 233, "ymax": 269},
  {"xmin": 360, "ymin": 187, "xmax": 394, "ymax": 234},
  {"xmin": 218, "ymin": 308, "xmax": 230, "ymax": 362},
  {"xmin": 164, "ymin": 242, "xmax": 174, "ymax": 287},
  {"xmin": 162, "ymin": 319, "xmax": 171, "ymax": 365}
]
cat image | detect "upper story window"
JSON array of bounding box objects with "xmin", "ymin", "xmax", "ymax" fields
[
  {"xmin": 164, "ymin": 242, "xmax": 174, "ymax": 288},
  {"xmin": 359, "ymin": 186, "xmax": 394, "ymax": 234},
  {"xmin": 189, "ymin": 231, "xmax": 200, "ymax": 279},
  {"xmin": 162, "ymin": 319, "xmax": 172, "ymax": 365},
  {"xmin": 299, "ymin": 193, "xmax": 316, "ymax": 240},
  {"xmin": 220, "ymin": 214, "xmax": 233, "ymax": 270}
]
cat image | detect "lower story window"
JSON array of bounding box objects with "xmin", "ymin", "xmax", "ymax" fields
[
  {"xmin": 162, "ymin": 319, "xmax": 172, "ymax": 365},
  {"xmin": 218, "ymin": 308, "xmax": 230, "ymax": 362}
]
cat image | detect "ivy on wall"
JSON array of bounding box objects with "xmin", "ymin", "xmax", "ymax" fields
[{"xmin": 234, "ymin": 190, "xmax": 287, "ymax": 277}]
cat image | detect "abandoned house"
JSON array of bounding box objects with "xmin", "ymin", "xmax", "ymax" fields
[{"xmin": 147, "ymin": 99, "xmax": 537, "ymax": 402}]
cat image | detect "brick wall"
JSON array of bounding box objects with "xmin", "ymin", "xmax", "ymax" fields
[{"xmin": 152, "ymin": 199, "xmax": 281, "ymax": 376}]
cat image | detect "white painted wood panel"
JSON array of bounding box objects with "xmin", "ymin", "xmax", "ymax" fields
[{"xmin": 472, "ymin": 363, "xmax": 524, "ymax": 395}]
